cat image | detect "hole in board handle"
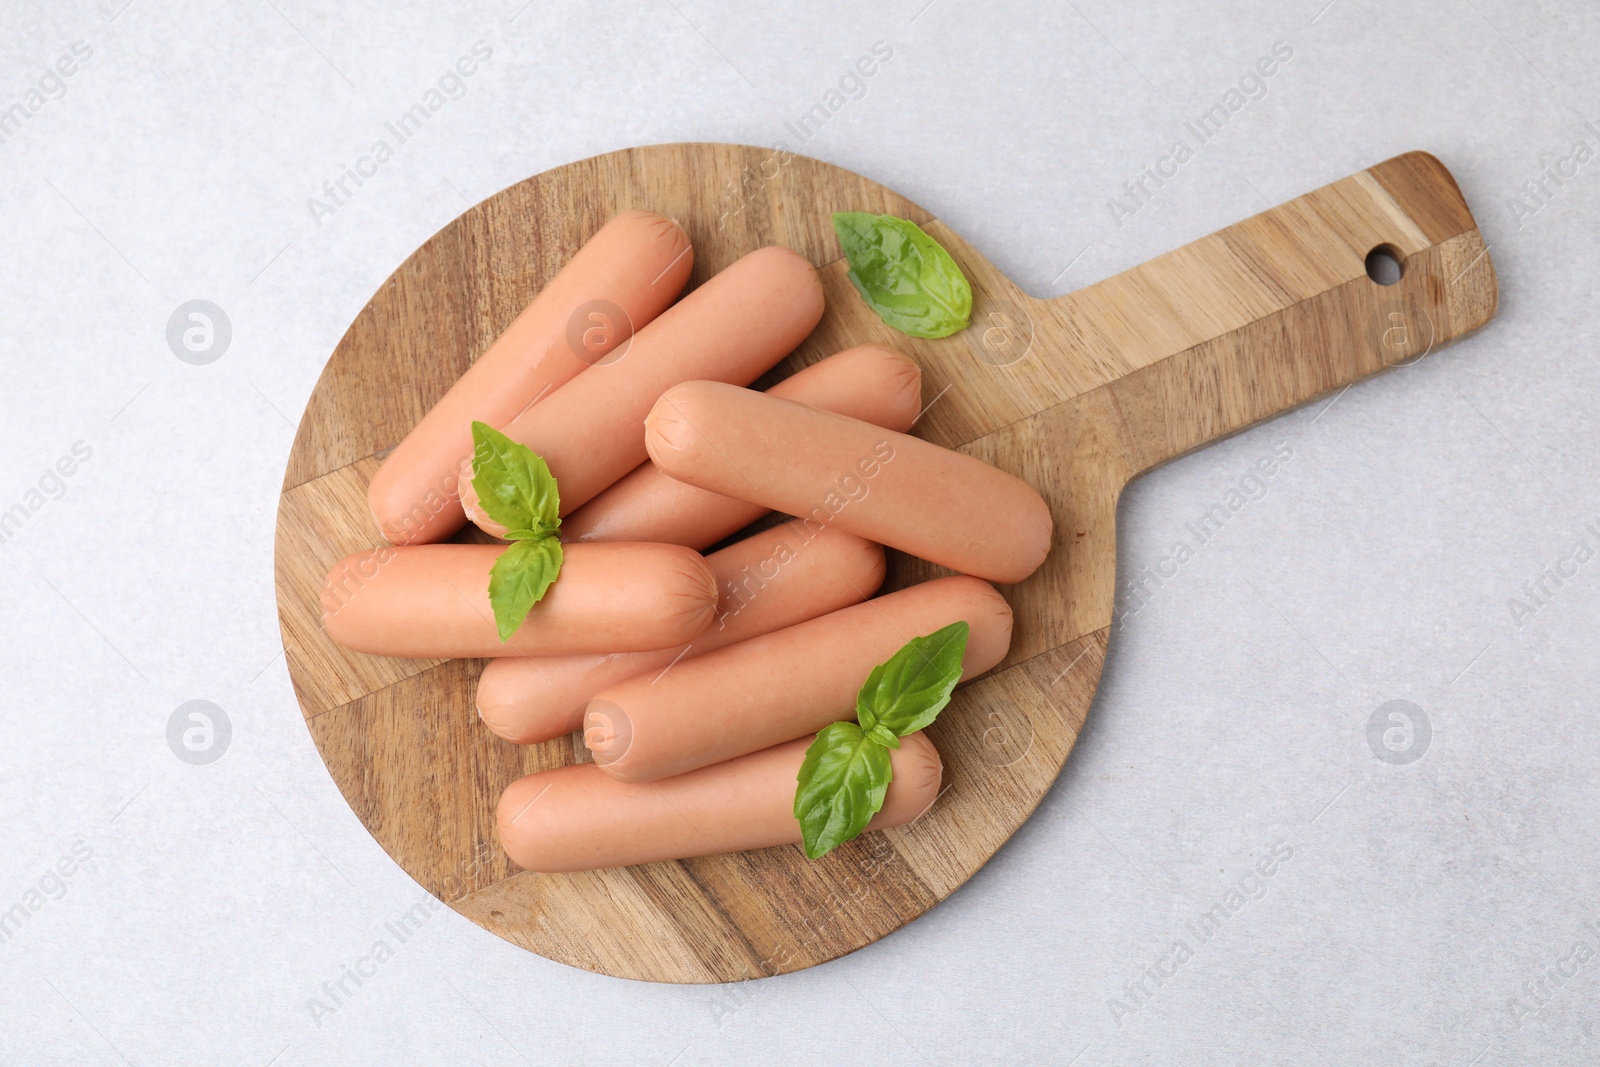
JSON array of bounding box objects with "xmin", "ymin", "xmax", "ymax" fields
[{"xmin": 1365, "ymin": 244, "xmax": 1404, "ymax": 286}]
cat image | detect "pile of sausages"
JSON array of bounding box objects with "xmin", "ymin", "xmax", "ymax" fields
[{"xmin": 321, "ymin": 210, "xmax": 1054, "ymax": 873}]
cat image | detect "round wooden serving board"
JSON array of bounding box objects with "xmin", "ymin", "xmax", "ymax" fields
[{"xmin": 274, "ymin": 143, "xmax": 1497, "ymax": 983}]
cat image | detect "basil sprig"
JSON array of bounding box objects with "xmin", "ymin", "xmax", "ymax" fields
[
  {"xmin": 832, "ymin": 212, "xmax": 973, "ymax": 339},
  {"xmin": 794, "ymin": 621, "xmax": 968, "ymax": 859},
  {"xmin": 470, "ymin": 421, "xmax": 564, "ymax": 642}
]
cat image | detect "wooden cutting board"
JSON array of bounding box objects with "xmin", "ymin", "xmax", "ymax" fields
[{"xmin": 274, "ymin": 144, "xmax": 1497, "ymax": 983}]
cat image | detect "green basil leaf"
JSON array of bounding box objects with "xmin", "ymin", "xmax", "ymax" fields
[
  {"xmin": 832, "ymin": 212, "xmax": 973, "ymax": 339},
  {"xmin": 865, "ymin": 723, "xmax": 900, "ymax": 749},
  {"xmin": 470, "ymin": 421, "xmax": 561, "ymax": 536},
  {"xmin": 856, "ymin": 621, "xmax": 969, "ymax": 737},
  {"xmin": 793, "ymin": 721, "xmax": 894, "ymax": 860},
  {"xmin": 488, "ymin": 536, "xmax": 563, "ymax": 642}
]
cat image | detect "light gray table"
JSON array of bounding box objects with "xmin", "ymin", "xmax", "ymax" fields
[{"xmin": 2, "ymin": 1, "xmax": 1594, "ymax": 1063}]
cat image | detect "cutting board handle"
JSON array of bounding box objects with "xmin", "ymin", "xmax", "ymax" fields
[
  {"xmin": 1049, "ymin": 151, "xmax": 1498, "ymax": 473},
  {"xmin": 917, "ymin": 152, "xmax": 1498, "ymax": 476}
]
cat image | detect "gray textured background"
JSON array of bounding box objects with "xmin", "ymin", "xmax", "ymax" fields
[{"xmin": 2, "ymin": 1, "xmax": 1596, "ymax": 1063}]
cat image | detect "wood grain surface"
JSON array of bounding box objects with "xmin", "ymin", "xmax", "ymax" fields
[{"xmin": 274, "ymin": 144, "xmax": 1497, "ymax": 982}]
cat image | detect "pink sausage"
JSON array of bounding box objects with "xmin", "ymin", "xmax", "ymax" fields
[
  {"xmin": 475, "ymin": 520, "xmax": 885, "ymax": 744},
  {"xmin": 460, "ymin": 246, "xmax": 824, "ymax": 533},
  {"xmin": 586, "ymin": 576, "xmax": 1012, "ymax": 782},
  {"xmin": 644, "ymin": 381, "xmax": 1054, "ymax": 583},
  {"xmin": 368, "ymin": 210, "xmax": 692, "ymax": 545},
  {"xmin": 321, "ymin": 541, "xmax": 716, "ymax": 659},
  {"xmin": 496, "ymin": 732, "xmax": 943, "ymax": 873},
  {"xmin": 561, "ymin": 344, "xmax": 923, "ymax": 549}
]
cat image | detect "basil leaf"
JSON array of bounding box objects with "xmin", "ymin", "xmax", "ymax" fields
[
  {"xmin": 792, "ymin": 623, "xmax": 968, "ymax": 861},
  {"xmin": 488, "ymin": 536, "xmax": 563, "ymax": 642},
  {"xmin": 470, "ymin": 421, "xmax": 561, "ymax": 536},
  {"xmin": 793, "ymin": 721, "xmax": 894, "ymax": 860},
  {"xmin": 865, "ymin": 723, "xmax": 900, "ymax": 750},
  {"xmin": 832, "ymin": 212, "xmax": 973, "ymax": 339},
  {"xmin": 856, "ymin": 621, "xmax": 969, "ymax": 737}
]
